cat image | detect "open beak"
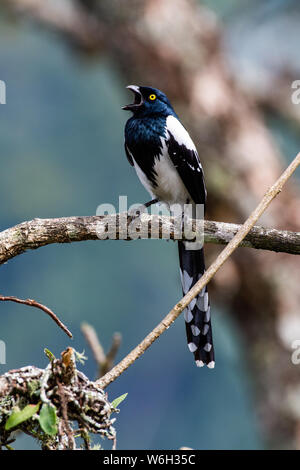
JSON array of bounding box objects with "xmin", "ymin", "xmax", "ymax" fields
[{"xmin": 122, "ymin": 85, "xmax": 143, "ymax": 111}]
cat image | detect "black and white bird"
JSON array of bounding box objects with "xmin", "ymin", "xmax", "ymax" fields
[{"xmin": 123, "ymin": 85, "xmax": 215, "ymax": 368}]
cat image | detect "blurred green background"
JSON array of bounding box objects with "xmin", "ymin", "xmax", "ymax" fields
[{"xmin": 1, "ymin": 0, "xmax": 300, "ymax": 449}]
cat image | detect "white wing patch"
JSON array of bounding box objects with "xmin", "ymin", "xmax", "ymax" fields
[
  {"xmin": 166, "ymin": 115, "xmax": 203, "ymax": 174},
  {"xmin": 166, "ymin": 115, "xmax": 197, "ymax": 152}
]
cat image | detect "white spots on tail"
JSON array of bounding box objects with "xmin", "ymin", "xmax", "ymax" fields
[
  {"xmin": 202, "ymin": 324, "xmax": 210, "ymax": 335},
  {"xmin": 182, "ymin": 270, "xmax": 193, "ymax": 294},
  {"xmin": 196, "ymin": 360, "xmax": 204, "ymax": 368},
  {"xmin": 184, "ymin": 309, "xmax": 193, "ymax": 323},
  {"xmin": 188, "ymin": 342, "xmax": 197, "ymax": 353},
  {"xmin": 189, "ymin": 297, "xmax": 197, "ymax": 311},
  {"xmin": 191, "ymin": 325, "xmax": 201, "ymax": 336},
  {"xmin": 203, "ymin": 292, "xmax": 209, "ymax": 311},
  {"xmin": 197, "ymin": 292, "xmax": 209, "ymax": 311},
  {"xmin": 205, "ymin": 306, "xmax": 211, "ymax": 322},
  {"xmin": 204, "ymin": 343, "xmax": 212, "ymax": 352},
  {"xmin": 196, "ymin": 360, "xmax": 215, "ymax": 369}
]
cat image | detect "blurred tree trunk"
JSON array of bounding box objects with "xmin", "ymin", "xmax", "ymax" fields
[{"xmin": 3, "ymin": 0, "xmax": 300, "ymax": 449}]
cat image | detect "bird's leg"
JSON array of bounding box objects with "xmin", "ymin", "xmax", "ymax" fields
[
  {"xmin": 144, "ymin": 198, "xmax": 159, "ymax": 208},
  {"xmin": 170, "ymin": 202, "xmax": 186, "ymax": 243},
  {"xmin": 128, "ymin": 198, "xmax": 159, "ymax": 219}
]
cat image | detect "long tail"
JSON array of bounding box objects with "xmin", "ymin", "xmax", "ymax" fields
[{"xmin": 178, "ymin": 241, "xmax": 215, "ymax": 368}]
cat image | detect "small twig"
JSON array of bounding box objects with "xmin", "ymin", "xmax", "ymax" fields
[
  {"xmin": 0, "ymin": 295, "xmax": 72, "ymax": 338},
  {"xmin": 105, "ymin": 333, "xmax": 122, "ymax": 374},
  {"xmin": 81, "ymin": 323, "xmax": 106, "ymax": 367},
  {"xmin": 97, "ymin": 152, "xmax": 300, "ymax": 389},
  {"xmin": 81, "ymin": 323, "xmax": 121, "ymax": 378}
]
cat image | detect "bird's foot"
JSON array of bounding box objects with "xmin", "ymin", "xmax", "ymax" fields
[
  {"xmin": 128, "ymin": 198, "xmax": 159, "ymax": 219},
  {"xmin": 144, "ymin": 198, "xmax": 159, "ymax": 208}
]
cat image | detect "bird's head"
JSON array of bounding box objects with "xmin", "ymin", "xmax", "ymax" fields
[{"xmin": 122, "ymin": 85, "xmax": 175, "ymax": 117}]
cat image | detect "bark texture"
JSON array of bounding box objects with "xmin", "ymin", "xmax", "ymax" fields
[{"xmin": 1, "ymin": 215, "xmax": 300, "ymax": 266}]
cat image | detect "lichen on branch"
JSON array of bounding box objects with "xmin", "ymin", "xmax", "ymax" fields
[{"xmin": 0, "ymin": 348, "xmax": 116, "ymax": 450}]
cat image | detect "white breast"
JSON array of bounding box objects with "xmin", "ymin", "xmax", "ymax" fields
[
  {"xmin": 129, "ymin": 115, "xmax": 195, "ymax": 207},
  {"xmin": 132, "ymin": 140, "xmax": 189, "ymax": 206},
  {"xmin": 151, "ymin": 138, "xmax": 190, "ymax": 206},
  {"xmin": 133, "ymin": 159, "xmax": 155, "ymax": 199}
]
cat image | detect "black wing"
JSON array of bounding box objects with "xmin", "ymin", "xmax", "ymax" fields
[{"xmin": 166, "ymin": 131, "xmax": 207, "ymax": 206}]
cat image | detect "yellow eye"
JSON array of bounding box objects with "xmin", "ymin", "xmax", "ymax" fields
[{"xmin": 149, "ymin": 94, "xmax": 156, "ymax": 101}]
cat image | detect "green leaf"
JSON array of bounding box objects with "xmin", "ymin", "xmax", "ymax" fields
[
  {"xmin": 111, "ymin": 393, "xmax": 128, "ymax": 410},
  {"xmin": 39, "ymin": 404, "xmax": 58, "ymax": 436},
  {"xmin": 44, "ymin": 348, "xmax": 55, "ymax": 362},
  {"xmin": 5, "ymin": 403, "xmax": 40, "ymax": 430},
  {"xmin": 5, "ymin": 444, "xmax": 14, "ymax": 450}
]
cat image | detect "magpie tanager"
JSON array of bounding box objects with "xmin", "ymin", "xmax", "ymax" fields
[{"xmin": 123, "ymin": 85, "xmax": 214, "ymax": 369}]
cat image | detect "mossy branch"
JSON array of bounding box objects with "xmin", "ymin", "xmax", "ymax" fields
[{"xmin": 0, "ymin": 348, "xmax": 116, "ymax": 450}]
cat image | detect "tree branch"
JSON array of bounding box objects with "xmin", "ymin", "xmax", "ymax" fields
[
  {"xmin": 96, "ymin": 152, "xmax": 300, "ymax": 388},
  {"xmin": 0, "ymin": 295, "xmax": 72, "ymax": 338},
  {"xmin": 0, "ymin": 215, "xmax": 299, "ymax": 267}
]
